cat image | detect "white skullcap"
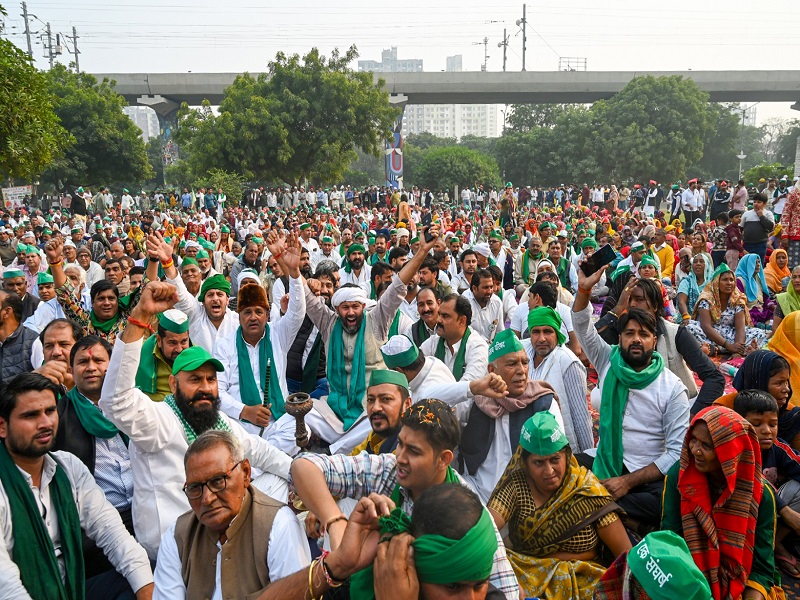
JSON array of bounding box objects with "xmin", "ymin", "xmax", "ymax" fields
[
  {"xmin": 332, "ymin": 286, "xmax": 375, "ymax": 309},
  {"xmin": 237, "ymin": 269, "xmax": 260, "ymax": 288},
  {"xmin": 396, "ymin": 228, "xmax": 410, "ymax": 238},
  {"xmin": 473, "ymin": 242, "xmax": 490, "ymax": 257},
  {"xmin": 64, "ymin": 239, "xmax": 76, "ymax": 248},
  {"xmin": 381, "ymin": 334, "xmax": 414, "ymax": 355},
  {"xmin": 185, "ymin": 240, "xmax": 201, "ymax": 250}
]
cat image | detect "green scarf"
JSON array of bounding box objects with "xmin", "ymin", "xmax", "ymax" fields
[
  {"xmin": 777, "ymin": 285, "xmax": 800, "ymax": 317},
  {"xmin": 164, "ymin": 394, "xmax": 232, "ymax": 443},
  {"xmin": 135, "ymin": 335, "xmax": 160, "ymax": 395},
  {"xmin": 368, "ymin": 252, "xmax": 388, "ymax": 266},
  {"xmin": 65, "ymin": 387, "xmax": 127, "ymax": 443},
  {"xmin": 327, "ymin": 315, "xmax": 368, "ymax": 430},
  {"xmin": 388, "ymin": 311, "xmax": 401, "ymax": 339},
  {"xmin": 412, "ymin": 319, "xmax": 431, "ymax": 346},
  {"xmin": 556, "ymin": 257, "xmax": 571, "ymax": 290},
  {"xmin": 521, "ymin": 249, "xmax": 542, "ymax": 285},
  {"xmin": 0, "ymin": 442, "xmax": 85, "ymax": 600},
  {"xmin": 89, "ymin": 310, "xmax": 121, "ymax": 334},
  {"xmin": 350, "ymin": 467, "xmax": 463, "ymax": 600},
  {"xmin": 236, "ymin": 325, "xmax": 284, "ymax": 420},
  {"xmin": 594, "ymin": 346, "xmax": 665, "ymax": 479},
  {"xmin": 435, "ymin": 327, "xmax": 471, "ymax": 380},
  {"xmin": 300, "ymin": 334, "xmax": 323, "ymax": 394}
]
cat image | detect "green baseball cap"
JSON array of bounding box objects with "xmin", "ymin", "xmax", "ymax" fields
[
  {"xmin": 519, "ymin": 412, "xmax": 568, "ymax": 456},
  {"xmin": 627, "ymin": 531, "xmax": 711, "ymax": 600},
  {"xmin": 171, "ymin": 346, "xmax": 223, "ymax": 376}
]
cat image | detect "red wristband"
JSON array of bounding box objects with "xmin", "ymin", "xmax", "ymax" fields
[
  {"xmin": 127, "ymin": 317, "xmax": 154, "ymax": 333},
  {"xmin": 578, "ymin": 286, "xmax": 592, "ymax": 295}
]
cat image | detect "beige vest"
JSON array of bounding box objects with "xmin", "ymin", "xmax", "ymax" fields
[
  {"xmin": 174, "ymin": 487, "xmax": 281, "ymax": 600},
  {"xmin": 657, "ymin": 320, "xmax": 699, "ymax": 398}
]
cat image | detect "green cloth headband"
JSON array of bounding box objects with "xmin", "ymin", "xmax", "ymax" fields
[
  {"xmin": 488, "ymin": 329, "xmax": 525, "ymax": 363},
  {"xmin": 527, "ymin": 306, "xmax": 565, "ymax": 345},
  {"xmin": 3, "ymin": 269, "xmax": 24, "ymax": 279},
  {"xmin": 378, "ymin": 507, "xmax": 497, "ymax": 584},
  {"xmin": 347, "ymin": 243, "xmax": 366, "ymax": 256},
  {"xmin": 199, "ymin": 274, "xmax": 230, "ymax": 301},
  {"xmin": 581, "ymin": 238, "xmax": 598, "ymax": 250},
  {"xmin": 158, "ymin": 309, "xmax": 190, "ymax": 334},
  {"xmin": 368, "ymin": 369, "xmax": 410, "ymax": 393},
  {"xmin": 520, "ymin": 412, "xmax": 568, "ymax": 455},
  {"xmin": 181, "ymin": 258, "xmax": 199, "ymax": 269},
  {"xmin": 638, "ymin": 254, "xmax": 658, "ymax": 268}
]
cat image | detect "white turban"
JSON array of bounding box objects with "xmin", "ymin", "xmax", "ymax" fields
[
  {"xmin": 185, "ymin": 240, "xmax": 201, "ymax": 250},
  {"xmin": 237, "ymin": 269, "xmax": 261, "ymax": 288},
  {"xmin": 396, "ymin": 227, "xmax": 410, "ymax": 238},
  {"xmin": 331, "ymin": 286, "xmax": 375, "ymax": 309},
  {"xmin": 473, "ymin": 242, "xmax": 490, "ymax": 257}
]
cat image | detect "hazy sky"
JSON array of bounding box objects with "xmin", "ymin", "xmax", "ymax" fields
[{"xmin": 4, "ymin": 0, "xmax": 800, "ymax": 123}]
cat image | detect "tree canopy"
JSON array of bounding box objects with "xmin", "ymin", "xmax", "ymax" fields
[
  {"xmin": 41, "ymin": 65, "xmax": 152, "ymax": 189},
  {"xmin": 175, "ymin": 46, "xmax": 399, "ymax": 187},
  {"xmin": 0, "ymin": 4, "xmax": 70, "ymax": 180},
  {"xmin": 415, "ymin": 146, "xmax": 500, "ymax": 191}
]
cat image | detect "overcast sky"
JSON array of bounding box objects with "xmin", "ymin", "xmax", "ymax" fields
[{"xmin": 4, "ymin": 0, "xmax": 800, "ymax": 123}]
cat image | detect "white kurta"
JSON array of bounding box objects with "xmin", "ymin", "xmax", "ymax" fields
[
  {"xmin": 461, "ymin": 290, "xmax": 505, "ymax": 342},
  {"xmin": 169, "ymin": 273, "xmax": 239, "ymax": 353},
  {"xmin": 338, "ymin": 265, "xmax": 372, "ymax": 295},
  {"xmin": 420, "ymin": 327, "xmax": 489, "ymax": 383},
  {"xmin": 408, "ymin": 356, "xmax": 472, "ymax": 406},
  {"xmin": 99, "ymin": 337, "xmax": 292, "ymax": 560}
]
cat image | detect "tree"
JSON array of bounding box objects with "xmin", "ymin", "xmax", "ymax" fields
[
  {"xmin": 0, "ymin": 5, "xmax": 70, "ymax": 180},
  {"xmin": 776, "ymin": 120, "xmax": 800, "ymax": 166},
  {"xmin": 590, "ymin": 76, "xmax": 713, "ymax": 183},
  {"xmin": 144, "ymin": 138, "xmax": 165, "ymax": 188},
  {"xmin": 414, "ymin": 146, "xmax": 500, "ymax": 191},
  {"xmin": 743, "ymin": 163, "xmax": 794, "ymax": 185},
  {"xmin": 458, "ymin": 134, "xmax": 498, "ymax": 156},
  {"xmin": 506, "ymin": 104, "xmax": 571, "ymax": 132},
  {"xmin": 758, "ymin": 118, "xmax": 790, "ymax": 164},
  {"xmin": 176, "ymin": 46, "xmax": 399, "ymax": 187},
  {"xmin": 404, "ymin": 132, "xmax": 456, "ymax": 150},
  {"xmin": 41, "ymin": 65, "xmax": 152, "ymax": 189}
]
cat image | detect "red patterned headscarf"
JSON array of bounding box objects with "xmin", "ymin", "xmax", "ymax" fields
[{"xmin": 677, "ymin": 406, "xmax": 763, "ymax": 600}]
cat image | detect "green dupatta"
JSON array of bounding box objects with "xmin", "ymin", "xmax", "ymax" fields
[
  {"xmin": 435, "ymin": 327, "xmax": 471, "ymax": 380},
  {"xmin": 327, "ymin": 315, "xmax": 368, "ymax": 430},
  {"xmin": 236, "ymin": 325, "xmax": 285, "ymax": 420}
]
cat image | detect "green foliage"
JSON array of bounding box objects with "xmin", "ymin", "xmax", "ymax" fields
[
  {"xmin": 776, "ymin": 120, "xmax": 800, "ymax": 166},
  {"xmin": 404, "ymin": 132, "xmax": 457, "ymax": 150},
  {"xmin": 415, "ymin": 146, "xmax": 500, "ymax": 191},
  {"xmin": 41, "ymin": 65, "xmax": 152, "ymax": 188},
  {"xmin": 0, "ymin": 34, "xmax": 70, "ymax": 179},
  {"xmin": 693, "ymin": 104, "xmax": 763, "ymax": 181},
  {"xmin": 506, "ymin": 104, "xmax": 570, "ymax": 132},
  {"xmin": 176, "ymin": 46, "xmax": 399, "ymax": 186},
  {"xmin": 199, "ymin": 169, "xmax": 245, "ymax": 205},
  {"xmin": 743, "ymin": 163, "xmax": 794, "ymax": 185},
  {"xmin": 145, "ymin": 138, "xmax": 165, "ymax": 187}
]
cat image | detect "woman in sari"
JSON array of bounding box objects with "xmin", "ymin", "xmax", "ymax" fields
[
  {"xmin": 735, "ymin": 254, "xmax": 775, "ymax": 325},
  {"xmin": 661, "ymin": 406, "xmax": 783, "ymax": 600},
  {"xmin": 676, "ymin": 253, "xmax": 714, "ymax": 322},
  {"xmin": 764, "ymin": 249, "xmax": 791, "ymax": 294},
  {"xmin": 772, "ymin": 265, "xmax": 800, "ymax": 333},
  {"xmin": 488, "ymin": 413, "xmax": 631, "ymax": 600},
  {"xmin": 674, "ymin": 247, "xmax": 693, "ymax": 287},
  {"xmin": 686, "ymin": 264, "xmax": 769, "ymax": 356}
]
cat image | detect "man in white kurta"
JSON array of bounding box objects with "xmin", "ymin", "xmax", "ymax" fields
[
  {"xmin": 99, "ymin": 282, "xmax": 292, "ymax": 560},
  {"xmin": 169, "ymin": 272, "xmax": 239, "ymax": 353}
]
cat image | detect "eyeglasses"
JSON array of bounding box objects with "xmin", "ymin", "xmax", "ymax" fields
[{"xmin": 183, "ymin": 461, "xmax": 242, "ymax": 500}]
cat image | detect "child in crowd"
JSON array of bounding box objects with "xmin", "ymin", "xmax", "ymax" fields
[
  {"xmin": 734, "ymin": 389, "xmax": 800, "ymax": 578},
  {"xmin": 710, "ymin": 212, "xmax": 728, "ymax": 268},
  {"xmin": 725, "ymin": 209, "xmax": 745, "ymax": 271}
]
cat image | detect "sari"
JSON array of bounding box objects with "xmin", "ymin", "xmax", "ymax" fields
[
  {"xmin": 764, "ymin": 249, "xmax": 791, "ymax": 294},
  {"xmin": 676, "ymin": 253, "xmax": 713, "ymax": 315},
  {"xmin": 735, "ymin": 254, "xmax": 774, "ymax": 324},
  {"xmin": 671, "ymin": 407, "xmax": 783, "ymax": 600},
  {"xmin": 488, "ymin": 448, "xmax": 617, "ymax": 599},
  {"xmin": 693, "ymin": 265, "xmax": 752, "ymax": 326},
  {"xmin": 769, "ymin": 312, "xmax": 800, "ymax": 413}
]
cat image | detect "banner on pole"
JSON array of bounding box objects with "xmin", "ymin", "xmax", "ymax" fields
[{"xmin": 2, "ymin": 185, "xmax": 32, "ymax": 209}]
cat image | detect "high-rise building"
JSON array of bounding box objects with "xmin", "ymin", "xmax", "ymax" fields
[
  {"xmin": 123, "ymin": 106, "xmax": 160, "ymax": 142},
  {"xmin": 360, "ymin": 49, "xmax": 499, "ymax": 139}
]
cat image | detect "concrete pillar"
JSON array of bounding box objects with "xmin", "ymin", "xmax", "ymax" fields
[
  {"xmin": 136, "ymin": 95, "xmax": 181, "ymax": 179},
  {"xmin": 795, "ymin": 135, "xmax": 800, "ymax": 176},
  {"xmin": 385, "ymin": 94, "xmax": 408, "ymax": 189}
]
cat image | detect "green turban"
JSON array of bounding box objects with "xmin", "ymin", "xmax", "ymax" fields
[
  {"xmin": 527, "ymin": 306, "xmax": 565, "ymax": 345},
  {"xmin": 347, "ymin": 243, "xmax": 366, "ymax": 256},
  {"xmin": 199, "ymin": 274, "xmax": 230, "ymax": 301},
  {"xmin": 581, "ymin": 238, "xmax": 598, "ymax": 250},
  {"xmin": 638, "ymin": 254, "xmax": 659, "ymax": 269}
]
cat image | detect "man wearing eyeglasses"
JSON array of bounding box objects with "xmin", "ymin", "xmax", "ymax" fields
[{"xmin": 153, "ymin": 431, "xmax": 309, "ymax": 599}]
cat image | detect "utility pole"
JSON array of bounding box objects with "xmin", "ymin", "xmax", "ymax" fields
[
  {"xmin": 497, "ymin": 28, "xmax": 508, "ymax": 72},
  {"xmin": 68, "ymin": 26, "xmax": 80, "ymax": 72},
  {"xmin": 482, "ymin": 36, "xmax": 489, "ymax": 72},
  {"xmin": 21, "ymin": 2, "xmax": 33, "ymax": 58},
  {"xmin": 46, "ymin": 22, "xmax": 53, "ymax": 68},
  {"xmin": 516, "ymin": 4, "xmax": 527, "ymax": 71}
]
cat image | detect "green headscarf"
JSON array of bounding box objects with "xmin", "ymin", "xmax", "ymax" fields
[
  {"xmin": 777, "ymin": 284, "xmax": 800, "ymax": 316},
  {"xmin": 236, "ymin": 325, "xmax": 284, "ymax": 420},
  {"xmin": 594, "ymin": 345, "xmax": 664, "ymax": 479},
  {"xmin": 527, "ymin": 306, "xmax": 565, "ymax": 345}
]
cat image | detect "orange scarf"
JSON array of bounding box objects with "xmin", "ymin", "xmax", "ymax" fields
[{"xmin": 764, "ymin": 249, "xmax": 791, "ymax": 294}]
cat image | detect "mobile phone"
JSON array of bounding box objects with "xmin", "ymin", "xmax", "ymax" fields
[
  {"xmin": 424, "ymin": 226, "xmax": 435, "ymax": 243},
  {"xmin": 580, "ymin": 243, "xmax": 617, "ymax": 277}
]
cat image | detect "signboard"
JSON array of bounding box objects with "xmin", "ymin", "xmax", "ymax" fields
[{"xmin": 2, "ymin": 185, "xmax": 32, "ymax": 209}]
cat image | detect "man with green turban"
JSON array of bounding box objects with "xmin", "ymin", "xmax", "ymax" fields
[{"xmin": 572, "ymin": 265, "xmax": 690, "ymax": 526}]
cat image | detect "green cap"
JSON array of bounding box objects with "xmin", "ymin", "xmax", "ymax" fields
[
  {"xmin": 196, "ymin": 249, "xmax": 209, "ymax": 259},
  {"xmin": 299, "ymin": 222, "xmax": 312, "ymax": 231},
  {"xmin": 71, "ymin": 226, "xmax": 82, "ymax": 234},
  {"xmin": 367, "ymin": 236, "xmax": 376, "ymax": 245},
  {"xmin": 251, "ymin": 236, "xmax": 264, "ymax": 245},
  {"xmin": 489, "ymin": 230, "xmax": 504, "ymax": 241},
  {"xmin": 322, "ymin": 236, "xmax": 334, "ymax": 244},
  {"xmin": 3, "ymin": 268, "xmax": 24, "ymax": 279},
  {"xmin": 581, "ymin": 238, "xmax": 598, "ymax": 250},
  {"xmin": 199, "ymin": 274, "xmax": 231, "ymax": 301},
  {"xmin": 487, "ymin": 329, "xmax": 525, "ymax": 363},
  {"xmin": 181, "ymin": 257, "xmax": 199, "ymax": 269},
  {"xmin": 158, "ymin": 309, "xmax": 190, "ymax": 334},
  {"xmin": 198, "ymin": 237, "xmax": 214, "ymax": 250},
  {"xmin": 24, "ymin": 244, "xmax": 39, "ymax": 255},
  {"xmin": 519, "ymin": 412, "xmax": 568, "ymax": 455},
  {"xmin": 409, "ymin": 236, "xmax": 420, "ymax": 244},
  {"xmin": 347, "ymin": 243, "xmax": 366, "ymax": 256},
  {"xmin": 629, "ymin": 241, "xmax": 646, "ymax": 253},
  {"xmin": 43, "ymin": 228, "xmax": 52, "ymax": 236},
  {"xmin": 171, "ymin": 346, "xmax": 224, "ymax": 376},
  {"xmin": 380, "ymin": 335, "xmax": 420, "ymax": 369},
  {"xmin": 639, "ymin": 254, "xmax": 659, "ymax": 268},
  {"xmin": 220, "ymin": 225, "xmax": 230, "ymax": 233},
  {"xmin": 527, "ymin": 306, "xmax": 565, "ymax": 345},
  {"xmin": 627, "ymin": 531, "xmax": 711, "ymax": 600},
  {"xmin": 37, "ymin": 272, "xmax": 54, "ymax": 285},
  {"xmin": 368, "ymin": 369, "xmax": 410, "ymax": 393}
]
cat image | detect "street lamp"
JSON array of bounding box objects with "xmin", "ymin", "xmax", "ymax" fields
[{"xmin": 737, "ymin": 153, "xmax": 747, "ymax": 180}]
